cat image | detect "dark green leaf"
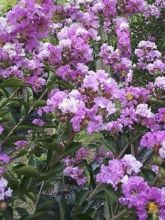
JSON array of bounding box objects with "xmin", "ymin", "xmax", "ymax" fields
[
  {"xmin": 75, "ymin": 214, "xmax": 93, "ymax": 220},
  {"xmin": 0, "ymin": 78, "xmax": 24, "ymax": 88},
  {"xmin": 15, "ymin": 165, "xmax": 39, "ymax": 177}
]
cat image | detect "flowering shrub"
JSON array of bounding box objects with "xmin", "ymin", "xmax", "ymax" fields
[{"xmin": 0, "ymin": 0, "xmax": 165, "ymax": 219}]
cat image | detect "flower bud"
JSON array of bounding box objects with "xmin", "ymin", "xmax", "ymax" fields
[{"xmin": 0, "ymin": 201, "xmax": 7, "ymax": 211}]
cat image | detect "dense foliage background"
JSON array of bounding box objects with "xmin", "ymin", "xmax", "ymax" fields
[{"xmin": 0, "ymin": 0, "xmax": 165, "ymax": 219}]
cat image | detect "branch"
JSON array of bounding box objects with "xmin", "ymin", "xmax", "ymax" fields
[
  {"xmin": 32, "ymin": 181, "xmax": 44, "ymax": 215},
  {"xmin": 109, "ymin": 209, "xmax": 126, "ymax": 220}
]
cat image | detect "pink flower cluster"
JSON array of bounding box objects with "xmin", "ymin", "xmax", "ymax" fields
[
  {"xmin": 140, "ymin": 130, "xmax": 165, "ymax": 159},
  {"xmin": 0, "ymin": 177, "xmax": 12, "ymax": 201},
  {"xmin": 120, "ymin": 176, "xmax": 165, "ymax": 220},
  {"xmin": 0, "ymin": 1, "xmax": 164, "ymax": 218},
  {"xmin": 63, "ymin": 146, "xmax": 111, "ymax": 185},
  {"xmin": 135, "ymin": 41, "xmax": 165, "ymax": 75},
  {"xmin": 44, "ymin": 70, "xmax": 118, "ymax": 133},
  {"xmin": 0, "ymin": 0, "xmax": 54, "ymax": 91},
  {"xmin": 96, "ymin": 155, "xmax": 142, "ymax": 189}
]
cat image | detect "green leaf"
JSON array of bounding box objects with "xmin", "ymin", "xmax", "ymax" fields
[
  {"xmin": 62, "ymin": 142, "xmax": 81, "ymax": 157},
  {"xmin": 76, "ymin": 190, "xmax": 89, "ymax": 207},
  {"xmin": 103, "ymin": 186, "xmax": 119, "ymax": 203},
  {"xmin": 0, "ymin": 78, "xmax": 24, "ymax": 88},
  {"xmin": 57, "ymin": 200, "xmax": 70, "ymax": 220},
  {"xmin": 75, "ymin": 214, "xmax": 93, "ymax": 220},
  {"xmin": 102, "ymin": 136, "xmax": 117, "ymax": 153},
  {"xmin": 15, "ymin": 207, "xmax": 29, "ymax": 217},
  {"xmin": 84, "ymin": 163, "xmax": 95, "ymax": 187},
  {"xmin": 3, "ymin": 206, "xmax": 13, "ymax": 220},
  {"xmin": 37, "ymin": 200, "xmax": 55, "ymax": 212},
  {"xmin": 6, "ymin": 173, "xmax": 20, "ymax": 189},
  {"xmin": 142, "ymin": 169, "xmax": 156, "ymax": 184},
  {"xmin": 26, "ymin": 192, "xmax": 36, "ymax": 202},
  {"xmin": 25, "ymin": 211, "xmax": 54, "ymax": 219},
  {"xmin": 15, "ymin": 149, "xmax": 29, "ymax": 158},
  {"xmin": 139, "ymin": 149, "xmax": 154, "ymax": 165},
  {"xmin": 15, "ymin": 165, "xmax": 39, "ymax": 177},
  {"xmin": 33, "ymin": 100, "xmax": 46, "ymax": 108},
  {"xmin": 16, "ymin": 124, "xmax": 38, "ymax": 131},
  {"xmin": 0, "ymin": 98, "xmax": 9, "ymax": 108},
  {"xmin": 39, "ymin": 163, "xmax": 63, "ymax": 181},
  {"xmin": 75, "ymin": 190, "xmax": 89, "ymax": 213}
]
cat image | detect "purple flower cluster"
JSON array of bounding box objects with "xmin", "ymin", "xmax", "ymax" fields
[
  {"xmin": 114, "ymin": 86, "xmax": 152, "ymax": 129},
  {"xmin": 0, "ymin": 125, "xmax": 4, "ymax": 134},
  {"xmin": 124, "ymin": 0, "xmax": 146, "ymax": 14},
  {"xmin": 135, "ymin": 41, "xmax": 165, "ymax": 75},
  {"xmin": 144, "ymin": 4, "xmax": 160, "ymax": 18},
  {"xmin": 15, "ymin": 140, "xmax": 28, "ymax": 150},
  {"xmin": 102, "ymin": 0, "xmax": 117, "ymax": 17},
  {"xmin": 0, "ymin": 154, "xmax": 10, "ymax": 175},
  {"xmin": 143, "ymin": 0, "xmax": 165, "ymax": 18},
  {"xmin": 156, "ymin": 108, "xmax": 165, "ymax": 125},
  {"xmin": 0, "ymin": 0, "xmax": 55, "ymax": 91},
  {"xmin": 7, "ymin": 0, "xmax": 54, "ymax": 50},
  {"xmin": 159, "ymin": 141, "xmax": 165, "ymax": 159},
  {"xmin": 154, "ymin": 76, "xmax": 165, "ymax": 91},
  {"xmin": 0, "ymin": 1, "xmax": 165, "ymax": 217},
  {"xmin": 155, "ymin": 0, "xmax": 165, "ymax": 9},
  {"xmin": 32, "ymin": 118, "xmax": 45, "ymax": 127},
  {"xmin": 0, "ymin": 177, "xmax": 12, "ymax": 201},
  {"xmin": 136, "ymin": 104, "xmax": 154, "ymax": 118},
  {"xmin": 64, "ymin": 166, "xmax": 87, "ymax": 186},
  {"xmin": 102, "ymin": 0, "xmax": 145, "ymax": 18},
  {"xmin": 115, "ymin": 17, "xmax": 131, "ymax": 58},
  {"xmin": 120, "ymin": 176, "xmax": 165, "ymax": 220},
  {"xmin": 140, "ymin": 130, "xmax": 165, "ymax": 149},
  {"xmin": 63, "ymin": 146, "xmax": 112, "ymax": 186},
  {"xmin": 96, "ymin": 155, "xmax": 142, "ymax": 189},
  {"xmin": 0, "ymin": 154, "xmax": 10, "ymax": 165},
  {"xmin": 100, "ymin": 43, "xmax": 133, "ymax": 83},
  {"xmin": 44, "ymin": 70, "xmax": 119, "ymax": 133}
]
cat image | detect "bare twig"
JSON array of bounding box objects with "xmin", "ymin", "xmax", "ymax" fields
[
  {"xmin": 109, "ymin": 209, "xmax": 126, "ymax": 220},
  {"xmin": 87, "ymin": 183, "xmax": 101, "ymax": 201},
  {"xmin": 32, "ymin": 181, "xmax": 44, "ymax": 215}
]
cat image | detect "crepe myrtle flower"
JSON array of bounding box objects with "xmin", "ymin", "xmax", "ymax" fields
[
  {"xmin": 0, "ymin": 154, "xmax": 10, "ymax": 165},
  {"xmin": 156, "ymin": 108, "xmax": 165, "ymax": 123},
  {"xmin": 120, "ymin": 176, "xmax": 149, "ymax": 208},
  {"xmin": 64, "ymin": 166, "xmax": 87, "ymax": 186},
  {"xmin": 96, "ymin": 155, "xmax": 142, "ymax": 189},
  {"xmin": 15, "ymin": 140, "xmax": 28, "ymax": 149},
  {"xmin": 159, "ymin": 141, "xmax": 165, "ymax": 159},
  {"xmin": 0, "ymin": 177, "xmax": 12, "ymax": 201},
  {"xmin": 136, "ymin": 104, "xmax": 154, "ymax": 118},
  {"xmin": 0, "ymin": 125, "xmax": 4, "ymax": 134},
  {"xmin": 137, "ymin": 187, "xmax": 165, "ymax": 220},
  {"xmin": 154, "ymin": 76, "xmax": 165, "ymax": 91},
  {"xmin": 140, "ymin": 131, "xmax": 165, "ymax": 149},
  {"xmin": 32, "ymin": 119, "xmax": 45, "ymax": 127},
  {"xmin": 120, "ymin": 176, "xmax": 165, "ymax": 220}
]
